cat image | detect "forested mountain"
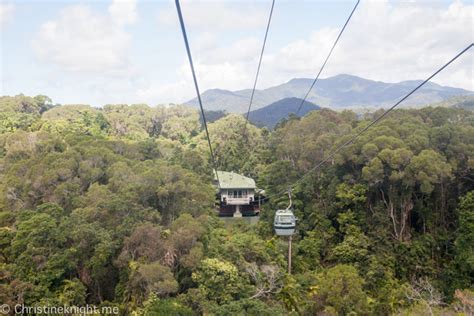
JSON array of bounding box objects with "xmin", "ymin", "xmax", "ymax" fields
[
  {"xmin": 1, "ymin": 94, "xmax": 473, "ymax": 315},
  {"xmin": 248, "ymin": 97, "xmax": 321, "ymax": 129},
  {"xmin": 186, "ymin": 74, "xmax": 473, "ymax": 113},
  {"xmin": 430, "ymin": 95, "xmax": 474, "ymax": 110}
]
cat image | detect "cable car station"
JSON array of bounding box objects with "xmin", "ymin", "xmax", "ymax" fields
[{"xmin": 215, "ymin": 171, "xmax": 262, "ymax": 217}]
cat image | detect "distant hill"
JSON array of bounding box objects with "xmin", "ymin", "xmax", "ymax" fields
[
  {"xmin": 430, "ymin": 95, "xmax": 474, "ymax": 111},
  {"xmin": 248, "ymin": 97, "xmax": 320, "ymax": 129},
  {"xmin": 186, "ymin": 74, "xmax": 472, "ymax": 113},
  {"xmin": 200, "ymin": 110, "xmax": 228, "ymax": 124}
]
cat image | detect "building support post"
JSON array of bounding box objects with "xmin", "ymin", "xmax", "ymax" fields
[
  {"xmin": 234, "ymin": 205, "xmax": 242, "ymax": 218},
  {"xmin": 288, "ymin": 235, "xmax": 292, "ymax": 274}
]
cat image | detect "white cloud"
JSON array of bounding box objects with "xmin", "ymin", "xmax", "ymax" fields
[
  {"xmin": 199, "ymin": 37, "xmax": 261, "ymax": 64},
  {"xmin": 18, "ymin": 0, "xmax": 472, "ymax": 106},
  {"xmin": 109, "ymin": 0, "xmax": 137, "ymax": 26},
  {"xmin": 176, "ymin": 40, "xmax": 265, "ymax": 101},
  {"xmin": 168, "ymin": 0, "xmax": 473, "ymax": 101},
  {"xmin": 268, "ymin": 0, "xmax": 473, "ymax": 90},
  {"xmin": 158, "ymin": 0, "xmax": 268, "ymax": 31},
  {"xmin": 0, "ymin": 3, "xmax": 14, "ymax": 30},
  {"xmin": 135, "ymin": 56, "xmax": 259, "ymax": 104},
  {"xmin": 137, "ymin": 79, "xmax": 192, "ymax": 105},
  {"xmin": 32, "ymin": 0, "xmax": 137, "ymax": 75}
]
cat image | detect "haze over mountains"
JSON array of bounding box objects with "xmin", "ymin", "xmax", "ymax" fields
[{"xmin": 186, "ymin": 74, "xmax": 472, "ymax": 113}]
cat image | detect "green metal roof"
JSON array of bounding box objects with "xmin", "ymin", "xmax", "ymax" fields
[{"xmin": 215, "ymin": 171, "xmax": 256, "ymax": 189}]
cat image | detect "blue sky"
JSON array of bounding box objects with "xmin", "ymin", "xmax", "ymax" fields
[{"xmin": 1, "ymin": 0, "xmax": 472, "ymax": 106}]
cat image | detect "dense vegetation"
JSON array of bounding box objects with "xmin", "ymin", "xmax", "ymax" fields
[{"xmin": 0, "ymin": 94, "xmax": 473, "ymax": 315}]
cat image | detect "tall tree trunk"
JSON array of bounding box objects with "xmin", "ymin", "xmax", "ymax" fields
[{"xmin": 380, "ymin": 188, "xmax": 413, "ymax": 241}]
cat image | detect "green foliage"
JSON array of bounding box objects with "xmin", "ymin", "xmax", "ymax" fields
[
  {"xmin": 0, "ymin": 95, "xmax": 54, "ymax": 115},
  {"xmin": 364, "ymin": 256, "xmax": 409, "ymax": 314},
  {"xmin": 335, "ymin": 183, "xmax": 367, "ymax": 208},
  {"xmin": 128, "ymin": 262, "xmax": 178, "ymax": 302},
  {"xmin": 331, "ymin": 211, "xmax": 370, "ymax": 266},
  {"xmin": 0, "ymin": 98, "xmax": 472, "ymax": 314},
  {"xmin": 206, "ymin": 226, "xmax": 280, "ymax": 266},
  {"xmin": 309, "ymin": 264, "xmax": 370, "ymax": 315},
  {"xmin": 192, "ymin": 258, "xmax": 242, "ymax": 304},
  {"xmin": 57, "ymin": 279, "xmax": 87, "ymax": 306},
  {"xmin": 198, "ymin": 114, "xmax": 265, "ymax": 175},
  {"xmin": 405, "ymin": 149, "xmax": 452, "ymax": 194},
  {"xmin": 208, "ymin": 298, "xmax": 285, "ymax": 316},
  {"xmin": 0, "ymin": 112, "xmax": 39, "ymax": 133},
  {"xmin": 454, "ymin": 191, "xmax": 474, "ymax": 275},
  {"xmin": 144, "ymin": 298, "xmax": 193, "ymax": 316},
  {"xmin": 41, "ymin": 105, "xmax": 110, "ymax": 137},
  {"xmin": 447, "ymin": 191, "xmax": 474, "ymax": 292},
  {"xmin": 294, "ymin": 231, "xmax": 324, "ymax": 271}
]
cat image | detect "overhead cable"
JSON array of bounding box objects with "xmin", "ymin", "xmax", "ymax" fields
[
  {"xmin": 295, "ymin": 0, "xmax": 360, "ymax": 115},
  {"xmin": 175, "ymin": 0, "xmax": 220, "ymax": 186},
  {"xmin": 242, "ymin": 0, "xmax": 276, "ymax": 137},
  {"xmin": 265, "ymin": 43, "xmax": 473, "ymax": 201}
]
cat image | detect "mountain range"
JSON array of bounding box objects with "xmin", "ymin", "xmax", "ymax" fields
[
  {"xmin": 186, "ymin": 74, "xmax": 472, "ymax": 113},
  {"xmin": 248, "ymin": 97, "xmax": 320, "ymax": 129}
]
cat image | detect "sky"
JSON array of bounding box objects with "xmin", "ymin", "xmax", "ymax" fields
[{"xmin": 0, "ymin": 0, "xmax": 473, "ymax": 107}]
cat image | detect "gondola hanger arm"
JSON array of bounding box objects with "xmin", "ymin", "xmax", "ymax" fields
[{"xmin": 286, "ymin": 187, "xmax": 292, "ymax": 210}]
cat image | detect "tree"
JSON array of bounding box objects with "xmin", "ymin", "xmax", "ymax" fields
[
  {"xmin": 140, "ymin": 296, "xmax": 193, "ymax": 316},
  {"xmin": 0, "ymin": 95, "xmax": 53, "ymax": 115},
  {"xmin": 41, "ymin": 105, "xmax": 110, "ymax": 137},
  {"xmin": 362, "ymin": 145, "xmax": 451, "ymax": 241},
  {"xmin": 405, "ymin": 278, "xmax": 444, "ymax": 316},
  {"xmin": 309, "ymin": 264, "xmax": 369, "ymax": 315},
  {"xmin": 245, "ymin": 263, "xmax": 283, "ymax": 299},
  {"xmin": 449, "ymin": 191, "xmax": 474, "ymax": 291},
  {"xmin": 57, "ymin": 279, "xmax": 87, "ymax": 306},
  {"xmin": 208, "ymin": 298, "xmax": 285, "ymax": 316},
  {"xmin": 117, "ymin": 223, "xmax": 163, "ymax": 265},
  {"xmin": 9, "ymin": 208, "xmax": 76, "ymax": 304},
  {"xmin": 128, "ymin": 262, "xmax": 178, "ymax": 304},
  {"xmin": 197, "ymin": 114, "xmax": 264, "ymax": 175},
  {"xmin": 192, "ymin": 258, "xmax": 242, "ymax": 304},
  {"xmin": 331, "ymin": 211, "xmax": 370, "ymax": 266},
  {"xmin": 1, "ymin": 97, "xmax": 473, "ymax": 314}
]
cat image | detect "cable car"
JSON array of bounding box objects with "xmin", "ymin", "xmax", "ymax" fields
[{"xmin": 274, "ymin": 209, "xmax": 296, "ymax": 236}]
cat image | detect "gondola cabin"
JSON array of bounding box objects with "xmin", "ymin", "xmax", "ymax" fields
[
  {"xmin": 215, "ymin": 171, "xmax": 260, "ymax": 217},
  {"xmin": 274, "ymin": 209, "xmax": 296, "ymax": 236}
]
